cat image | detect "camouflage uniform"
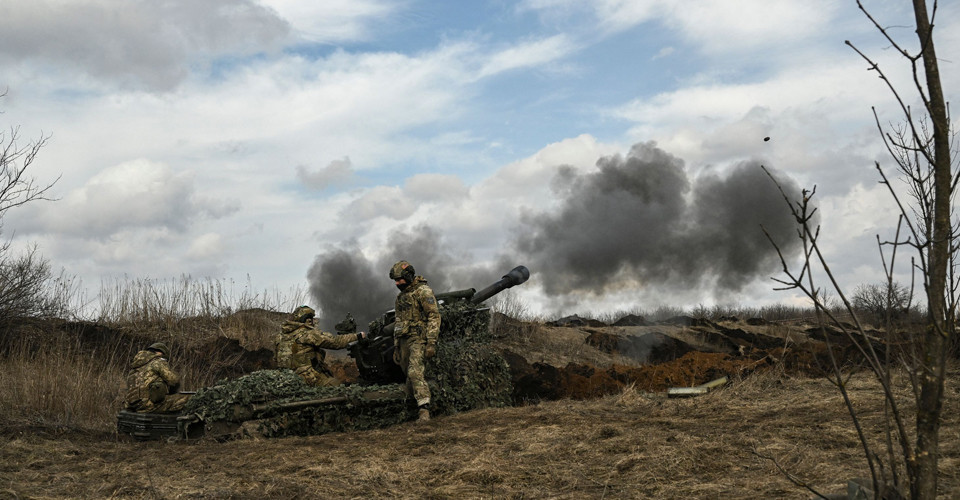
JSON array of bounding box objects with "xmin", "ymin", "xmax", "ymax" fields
[
  {"xmin": 124, "ymin": 345, "xmax": 191, "ymax": 413},
  {"xmin": 274, "ymin": 306, "xmax": 361, "ymax": 387},
  {"xmin": 392, "ymin": 266, "xmax": 441, "ymax": 408}
]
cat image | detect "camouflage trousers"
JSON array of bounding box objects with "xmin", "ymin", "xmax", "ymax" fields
[
  {"xmin": 397, "ymin": 336, "xmax": 431, "ymax": 407},
  {"xmin": 127, "ymin": 393, "xmax": 192, "ymax": 413},
  {"xmin": 294, "ymin": 365, "xmax": 342, "ymax": 387}
]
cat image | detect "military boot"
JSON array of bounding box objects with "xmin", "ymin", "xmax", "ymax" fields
[{"xmin": 418, "ymin": 406, "xmax": 430, "ymax": 422}]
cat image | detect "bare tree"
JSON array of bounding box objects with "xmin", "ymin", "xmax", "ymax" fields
[
  {"xmin": 852, "ymin": 1, "xmax": 955, "ymax": 497},
  {"xmin": 762, "ymin": 1, "xmax": 954, "ymax": 498},
  {"xmin": 0, "ymin": 92, "xmax": 60, "ymax": 322},
  {"xmin": 851, "ymin": 281, "xmax": 914, "ymax": 326},
  {"xmin": 0, "ymin": 94, "xmax": 58, "ymax": 217}
]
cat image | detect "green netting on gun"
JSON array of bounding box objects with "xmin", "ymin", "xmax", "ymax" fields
[
  {"xmin": 438, "ymin": 301, "xmax": 493, "ymax": 343},
  {"xmin": 184, "ymin": 369, "xmax": 405, "ymax": 424}
]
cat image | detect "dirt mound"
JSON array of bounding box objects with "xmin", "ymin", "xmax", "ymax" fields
[
  {"xmin": 584, "ymin": 329, "xmax": 620, "ymax": 353},
  {"xmin": 191, "ymin": 337, "xmax": 275, "ymax": 381},
  {"xmin": 328, "ymin": 358, "xmax": 360, "ymax": 383},
  {"xmin": 497, "ymin": 314, "xmax": 882, "ymax": 403},
  {"xmin": 611, "ymin": 313, "xmax": 650, "ymax": 326},
  {"xmin": 546, "ymin": 314, "xmax": 607, "ymax": 327},
  {"xmin": 505, "ymin": 349, "xmax": 770, "ymax": 401}
]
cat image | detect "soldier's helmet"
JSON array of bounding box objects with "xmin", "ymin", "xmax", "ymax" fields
[
  {"xmin": 389, "ymin": 260, "xmax": 416, "ymax": 282},
  {"xmin": 148, "ymin": 342, "xmax": 170, "ymax": 358},
  {"xmin": 292, "ymin": 305, "xmax": 316, "ymax": 323}
]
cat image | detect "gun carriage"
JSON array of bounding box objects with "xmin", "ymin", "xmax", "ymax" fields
[{"xmin": 117, "ymin": 266, "xmax": 531, "ymax": 441}]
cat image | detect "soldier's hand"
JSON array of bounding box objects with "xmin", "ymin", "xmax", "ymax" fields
[
  {"xmin": 425, "ymin": 344, "xmax": 436, "ymax": 359},
  {"xmin": 393, "ymin": 348, "xmax": 401, "ymax": 364}
]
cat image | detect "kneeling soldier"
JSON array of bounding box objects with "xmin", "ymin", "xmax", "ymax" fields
[
  {"xmin": 124, "ymin": 342, "xmax": 191, "ymax": 413},
  {"xmin": 274, "ymin": 305, "xmax": 366, "ymax": 386}
]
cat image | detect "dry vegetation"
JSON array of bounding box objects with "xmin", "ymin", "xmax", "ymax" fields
[
  {"xmin": 2, "ymin": 366, "xmax": 958, "ymax": 499},
  {"xmin": 1, "ymin": 281, "xmax": 958, "ymax": 499}
]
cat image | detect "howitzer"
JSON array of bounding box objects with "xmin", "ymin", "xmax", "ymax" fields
[{"xmin": 347, "ymin": 265, "xmax": 531, "ymax": 384}]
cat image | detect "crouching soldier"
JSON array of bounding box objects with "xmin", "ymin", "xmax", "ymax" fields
[
  {"xmin": 124, "ymin": 342, "xmax": 191, "ymax": 413},
  {"xmin": 274, "ymin": 305, "xmax": 366, "ymax": 386}
]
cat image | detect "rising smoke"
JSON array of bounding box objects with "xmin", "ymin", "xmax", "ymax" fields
[
  {"xmin": 307, "ymin": 141, "xmax": 808, "ymax": 327},
  {"xmin": 307, "ymin": 226, "xmax": 492, "ymax": 329},
  {"xmin": 514, "ymin": 141, "xmax": 806, "ymax": 298}
]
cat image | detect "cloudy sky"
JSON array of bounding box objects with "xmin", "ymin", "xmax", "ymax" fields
[{"xmin": 1, "ymin": 0, "xmax": 957, "ymax": 326}]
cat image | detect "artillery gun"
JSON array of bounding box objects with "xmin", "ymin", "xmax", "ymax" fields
[
  {"xmin": 347, "ymin": 265, "xmax": 530, "ymax": 384},
  {"xmin": 117, "ymin": 265, "xmax": 531, "ymax": 441}
]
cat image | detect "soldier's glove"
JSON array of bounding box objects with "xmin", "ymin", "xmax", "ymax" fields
[
  {"xmin": 392, "ymin": 347, "xmax": 401, "ymax": 365},
  {"xmin": 425, "ymin": 343, "xmax": 436, "ymax": 359}
]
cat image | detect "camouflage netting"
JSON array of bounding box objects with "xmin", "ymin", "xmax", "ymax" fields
[
  {"xmin": 423, "ymin": 303, "xmax": 513, "ymax": 414},
  {"xmin": 181, "ymin": 300, "xmax": 514, "ymax": 439},
  {"xmin": 183, "ymin": 370, "xmax": 411, "ymax": 438},
  {"xmin": 437, "ymin": 302, "xmax": 495, "ymax": 343},
  {"xmin": 184, "ymin": 370, "xmax": 310, "ymax": 421},
  {"xmin": 428, "ymin": 339, "xmax": 513, "ymax": 415},
  {"xmin": 253, "ymin": 396, "xmax": 411, "ymax": 438}
]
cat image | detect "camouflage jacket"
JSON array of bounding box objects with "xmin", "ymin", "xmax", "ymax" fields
[
  {"xmin": 124, "ymin": 350, "xmax": 181, "ymax": 408},
  {"xmin": 394, "ymin": 276, "xmax": 441, "ymax": 344},
  {"xmin": 274, "ymin": 321, "xmax": 360, "ymax": 371}
]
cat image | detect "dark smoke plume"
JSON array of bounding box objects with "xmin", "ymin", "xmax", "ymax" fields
[
  {"xmin": 307, "ymin": 141, "xmax": 809, "ymax": 323},
  {"xmin": 306, "ymin": 241, "xmax": 393, "ymax": 331},
  {"xmin": 307, "ymin": 226, "xmax": 496, "ymax": 330},
  {"xmin": 512, "ymin": 141, "xmax": 807, "ymax": 298}
]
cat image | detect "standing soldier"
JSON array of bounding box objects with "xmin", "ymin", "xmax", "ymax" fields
[
  {"xmin": 389, "ymin": 260, "xmax": 440, "ymax": 422},
  {"xmin": 274, "ymin": 305, "xmax": 366, "ymax": 387},
  {"xmin": 124, "ymin": 342, "xmax": 192, "ymax": 413}
]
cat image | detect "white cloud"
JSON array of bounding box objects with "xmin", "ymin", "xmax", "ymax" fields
[
  {"xmin": 297, "ymin": 157, "xmax": 355, "ymax": 190},
  {"xmin": 14, "ymin": 159, "xmax": 238, "ymax": 238},
  {"xmin": 341, "ymin": 186, "xmax": 416, "ymax": 222},
  {"xmin": 478, "ymin": 35, "xmax": 577, "ymax": 78},
  {"xmin": 404, "ymin": 174, "xmax": 468, "ymax": 202},
  {"xmin": 187, "ymin": 233, "xmax": 226, "ymax": 260},
  {"xmin": 0, "ymin": 0, "xmax": 290, "ymax": 91},
  {"xmin": 592, "ymin": 0, "xmax": 663, "ymax": 34},
  {"xmin": 478, "ymin": 134, "xmax": 618, "ymax": 201},
  {"xmin": 261, "ymin": 0, "xmax": 398, "ymax": 43},
  {"xmin": 660, "ymin": 0, "xmax": 843, "ymax": 54},
  {"xmin": 615, "ymin": 61, "xmax": 873, "ymax": 128},
  {"xmin": 517, "ymin": 0, "xmax": 661, "ymax": 34},
  {"xmin": 652, "ymin": 46, "xmax": 675, "ymax": 60}
]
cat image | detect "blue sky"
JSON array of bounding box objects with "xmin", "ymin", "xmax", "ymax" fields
[{"xmin": 1, "ymin": 0, "xmax": 957, "ymax": 326}]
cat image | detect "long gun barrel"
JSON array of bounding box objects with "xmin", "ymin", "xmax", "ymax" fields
[
  {"xmin": 348, "ymin": 265, "xmax": 532, "ymax": 384},
  {"xmin": 469, "ymin": 265, "xmax": 530, "ymax": 304},
  {"xmin": 378, "ymin": 265, "xmax": 530, "ymax": 336}
]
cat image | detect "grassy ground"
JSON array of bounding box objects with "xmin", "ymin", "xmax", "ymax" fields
[
  {"xmin": 2, "ymin": 367, "xmax": 958, "ymax": 499},
  {"xmin": 1, "ymin": 299, "xmax": 958, "ymax": 499}
]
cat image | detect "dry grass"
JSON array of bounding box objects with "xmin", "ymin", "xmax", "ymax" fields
[
  {"xmin": 94, "ymin": 275, "xmax": 302, "ymax": 331},
  {"xmin": 1, "ymin": 367, "xmax": 957, "ymax": 499},
  {"xmin": 2, "ymin": 295, "xmax": 958, "ymax": 499},
  {"xmin": 0, "ymin": 336, "xmax": 126, "ymax": 431},
  {"xmin": 0, "ymin": 310, "xmax": 284, "ymax": 434}
]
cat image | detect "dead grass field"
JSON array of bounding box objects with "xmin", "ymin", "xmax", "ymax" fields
[
  {"xmin": 2, "ymin": 366, "xmax": 958, "ymax": 499},
  {"xmin": 1, "ymin": 310, "xmax": 958, "ymax": 499}
]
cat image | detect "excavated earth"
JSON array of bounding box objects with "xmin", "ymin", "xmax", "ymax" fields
[
  {"xmin": 325, "ymin": 313, "xmax": 878, "ymax": 403},
  {"xmin": 5, "ymin": 311, "xmax": 877, "ymax": 405}
]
